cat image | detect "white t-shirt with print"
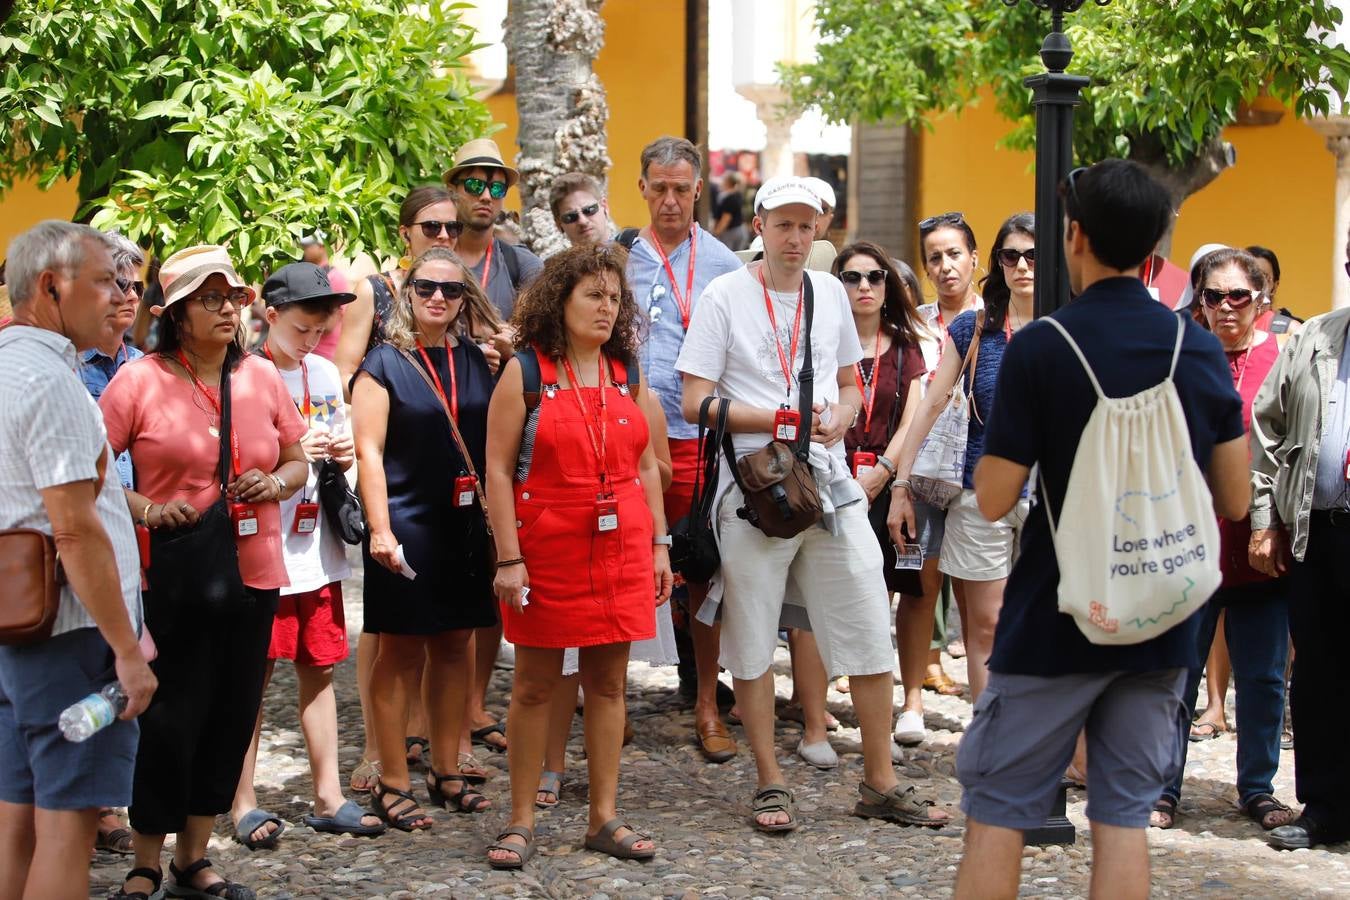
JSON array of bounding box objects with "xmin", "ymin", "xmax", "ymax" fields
[
  {"xmin": 273, "ymin": 353, "xmax": 352, "ymax": 595},
  {"xmin": 676, "ymin": 265, "xmax": 863, "ymax": 471}
]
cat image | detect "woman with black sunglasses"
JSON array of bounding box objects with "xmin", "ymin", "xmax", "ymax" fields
[
  {"xmin": 1150, "ymin": 247, "xmax": 1296, "ymax": 833},
  {"xmin": 350, "ymin": 248, "xmax": 499, "ymax": 831}
]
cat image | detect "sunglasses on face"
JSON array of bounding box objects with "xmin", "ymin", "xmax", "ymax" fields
[
  {"xmin": 996, "ymin": 248, "xmax": 1036, "ymax": 268},
  {"xmin": 459, "ymin": 177, "xmax": 509, "ymax": 200},
  {"xmin": 839, "ymin": 269, "xmax": 886, "ymax": 287},
  {"xmin": 1201, "ymin": 287, "xmax": 1260, "ymax": 309},
  {"xmin": 195, "ymin": 289, "xmax": 250, "ymax": 312},
  {"xmin": 115, "ymin": 276, "xmax": 144, "ymax": 298},
  {"xmin": 560, "ymin": 203, "xmax": 601, "ymax": 226},
  {"xmin": 413, "ymin": 220, "xmax": 464, "ymax": 240},
  {"xmin": 410, "ymin": 278, "xmax": 466, "ymax": 301}
]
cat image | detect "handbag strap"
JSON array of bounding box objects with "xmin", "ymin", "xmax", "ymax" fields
[
  {"xmin": 693, "ymin": 398, "xmax": 731, "ymax": 521},
  {"xmin": 794, "ymin": 274, "xmax": 816, "ymax": 462},
  {"xmin": 217, "ymin": 363, "xmax": 233, "ymax": 497},
  {"xmin": 397, "ymin": 346, "xmax": 493, "ymax": 536}
]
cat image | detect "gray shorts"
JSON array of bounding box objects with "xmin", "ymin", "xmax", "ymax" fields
[
  {"xmin": 957, "ymin": 667, "xmax": 1187, "ymax": 830},
  {"xmin": 0, "ymin": 627, "xmax": 138, "ymax": 810}
]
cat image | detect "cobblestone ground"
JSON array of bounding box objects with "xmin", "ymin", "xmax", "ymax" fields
[{"xmin": 90, "ymin": 565, "xmax": 1349, "ymax": 898}]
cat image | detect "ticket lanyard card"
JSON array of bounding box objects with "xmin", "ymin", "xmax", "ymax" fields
[
  {"xmin": 455, "ymin": 475, "xmax": 477, "ymax": 508},
  {"xmin": 231, "ymin": 502, "xmax": 259, "ymax": 537},
  {"xmin": 853, "ymin": 451, "xmax": 877, "ymax": 479},
  {"xmin": 774, "ymin": 407, "xmax": 800, "ymax": 442},
  {"xmin": 292, "ymin": 501, "xmax": 320, "ymax": 534},
  {"xmin": 596, "ymin": 497, "xmax": 619, "ymax": 533},
  {"xmin": 894, "ymin": 542, "xmax": 923, "ymax": 570}
]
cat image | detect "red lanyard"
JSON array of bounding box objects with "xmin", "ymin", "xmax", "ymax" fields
[
  {"xmin": 759, "ymin": 268, "xmax": 804, "ymax": 398},
  {"xmin": 651, "ymin": 226, "xmax": 698, "ymax": 330},
  {"xmin": 1142, "ymin": 255, "xmax": 1157, "ymax": 288},
  {"xmin": 479, "ymin": 240, "xmax": 494, "ymax": 290},
  {"xmin": 177, "ymin": 350, "xmax": 240, "ymax": 477},
  {"xmin": 561, "ymin": 353, "xmax": 609, "ymax": 484},
  {"xmin": 262, "ymin": 344, "xmax": 311, "ymax": 424},
  {"xmin": 853, "ymin": 330, "xmax": 882, "ymax": 434},
  {"xmin": 416, "ymin": 341, "xmax": 458, "ymax": 420}
]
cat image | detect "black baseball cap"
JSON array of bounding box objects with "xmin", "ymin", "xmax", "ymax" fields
[{"xmin": 262, "ymin": 262, "xmax": 356, "ymax": 309}]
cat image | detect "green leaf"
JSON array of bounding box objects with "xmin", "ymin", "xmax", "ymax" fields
[
  {"xmin": 131, "ymin": 99, "xmax": 190, "ymax": 120},
  {"xmin": 31, "ymin": 104, "xmax": 62, "ymax": 126}
]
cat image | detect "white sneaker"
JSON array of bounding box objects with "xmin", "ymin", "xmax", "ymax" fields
[
  {"xmin": 893, "ymin": 709, "xmax": 925, "ymax": 746},
  {"xmin": 796, "ymin": 739, "xmax": 839, "ymax": 769}
]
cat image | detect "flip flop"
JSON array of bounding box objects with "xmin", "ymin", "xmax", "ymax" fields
[
  {"xmin": 1188, "ymin": 721, "xmax": 1226, "ymax": 742},
  {"xmin": 471, "ymin": 722, "xmax": 507, "ymax": 752},
  {"xmin": 457, "ymin": 752, "xmax": 488, "ymax": 786},
  {"xmin": 350, "ymin": 757, "xmax": 382, "ymax": 793},
  {"xmin": 302, "ymin": 799, "xmax": 387, "ymax": 837},
  {"xmin": 233, "ymin": 808, "xmax": 285, "ymax": 850}
]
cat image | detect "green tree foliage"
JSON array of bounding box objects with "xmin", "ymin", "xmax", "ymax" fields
[
  {"xmin": 0, "ymin": 0, "xmax": 491, "ymax": 278},
  {"xmin": 783, "ymin": 0, "xmax": 1350, "ymax": 207}
]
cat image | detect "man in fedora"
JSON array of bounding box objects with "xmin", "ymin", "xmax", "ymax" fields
[{"xmin": 444, "ymin": 138, "xmax": 542, "ymax": 320}]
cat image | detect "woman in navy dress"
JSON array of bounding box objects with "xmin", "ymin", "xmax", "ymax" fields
[{"xmin": 351, "ymin": 248, "xmax": 497, "ymax": 831}]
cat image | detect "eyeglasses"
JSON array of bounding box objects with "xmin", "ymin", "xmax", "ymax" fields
[
  {"xmin": 413, "ymin": 220, "xmax": 465, "ymax": 240},
  {"xmin": 410, "ymin": 278, "xmax": 466, "ymax": 300},
  {"xmin": 996, "ymin": 248, "xmax": 1036, "ymax": 268},
  {"xmin": 560, "ymin": 203, "xmax": 601, "ymax": 226},
  {"xmin": 918, "ymin": 212, "xmax": 965, "ymax": 234},
  {"xmin": 195, "ymin": 289, "xmax": 250, "ymax": 312},
  {"xmin": 115, "ymin": 276, "xmax": 144, "ymax": 298},
  {"xmin": 647, "ymin": 283, "xmax": 666, "ymax": 323},
  {"xmin": 459, "ymin": 177, "xmax": 509, "ymax": 200},
  {"xmin": 839, "ymin": 269, "xmax": 886, "ymax": 287},
  {"xmin": 1201, "ymin": 287, "xmax": 1261, "ymax": 309}
]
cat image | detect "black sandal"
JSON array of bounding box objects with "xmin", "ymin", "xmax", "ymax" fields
[
  {"xmin": 108, "ymin": 866, "xmax": 160, "ymax": 900},
  {"xmin": 405, "ymin": 735, "xmax": 430, "ymax": 766},
  {"xmin": 166, "ymin": 858, "xmax": 254, "ymax": 899},
  {"xmin": 1243, "ymin": 793, "xmax": 1297, "ymax": 831},
  {"xmin": 426, "ymin": 768, "xmax": 490, "ymax": 813},
  {"xmin": 1149, "ymin": 796, "xmax": 1177, "ymax": 830},
  {"xmin": 370, "ymin": 779, "xmax": 434, "ymax": 831}
]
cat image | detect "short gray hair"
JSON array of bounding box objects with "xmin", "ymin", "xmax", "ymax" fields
[
  {"xmin": 103, "ymin": 231, "xmax": 146, "ymax": 275},
  {"xmin": 640, "ymin": 136, "xmax": 702, "ymax": 180},
  {"xmin": 5, "ymin": 221, "xmax": 114, "ymax": 306}
]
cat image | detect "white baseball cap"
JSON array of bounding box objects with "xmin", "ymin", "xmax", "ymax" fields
[
  {"xmin": 753, "ymin": 177, "xmax": 823, "ymax": 215},
  {"xmin": 802, "ymin": 176, "xmax": 836, "ymax": 210}
]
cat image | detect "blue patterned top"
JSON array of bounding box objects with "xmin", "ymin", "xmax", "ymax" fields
[{"xmin": 947, "ymin": 310, "xmax": 1009, "ymax": 489}]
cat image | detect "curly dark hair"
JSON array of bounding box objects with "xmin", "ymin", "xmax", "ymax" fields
[{"xmin": 510, "ymin": 243, "xmax": 641, "ymax": 361}]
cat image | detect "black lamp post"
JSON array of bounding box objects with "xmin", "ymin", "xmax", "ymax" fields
[
  {"xmin": 999, "ymin": 0, "xmax": 1108, "ymax": 847},
  {"xmin": 1002, "ymin": 0, "xmax": 1108, "ymax": 318}
]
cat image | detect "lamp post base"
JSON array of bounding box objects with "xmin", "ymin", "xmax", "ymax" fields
[{"xmin": 1024, "ymin": 780, "xmax": 1076, "ymax": 846}]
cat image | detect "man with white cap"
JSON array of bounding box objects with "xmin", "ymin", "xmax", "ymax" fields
[
  {"xmin": 676, "ymin": 177, "xmax": 949, "ymax": 832},
  {"xmin": 802, "ymin": 176, "xmax": 837, "ymax": 239}
]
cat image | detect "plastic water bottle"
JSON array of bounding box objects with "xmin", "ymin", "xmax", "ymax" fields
[{"xmin": 59, "ymin": 682, "xmax": 127, "ymax": 742}]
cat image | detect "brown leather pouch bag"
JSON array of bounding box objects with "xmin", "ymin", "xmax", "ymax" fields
[
  {"xmin": 733, "ymin": 440, "xmax": 822, "ymax": 539},
  {"xmin": 0, "ymin": 528, "xmax": 62, "ymax": 645}
]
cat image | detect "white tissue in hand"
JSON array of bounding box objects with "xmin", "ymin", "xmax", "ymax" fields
[{"xmin": 395, "ymin": 544, "xmax": 417, "ymax": 580}]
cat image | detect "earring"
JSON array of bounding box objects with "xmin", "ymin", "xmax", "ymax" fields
[{"xmin": 398, "ymin": 253, "xmax": 412, "ymax": 270}]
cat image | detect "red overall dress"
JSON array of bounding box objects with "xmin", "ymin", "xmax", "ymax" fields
[{"xmin": 502, "ymin": 353, "xmax": 656, "ymax": 648}]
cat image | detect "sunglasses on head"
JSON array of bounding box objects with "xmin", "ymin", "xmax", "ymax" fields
[
  {"xmin": 459, "ymin": 177, "xmax": 509, "ymax": 200},
  {"xmin": 413, "ymin": 220, "xmax": 464, "ymax": 240},
  {"xmin": 410, "ymin": 278, "xmax": 466, "ymax": 300},
  {"xmin": 1201, "ymin": 287, "xmax": 1260, "ymax": 309},
  {"xmin": 560, "ymin": 203, "xmax": 601, "ymax": 225},
  {"xmin": 839, "ymin": 269, "xmax": 886, "ymax": 287},
  {"xmin": 1065, "ymin": 166, "xmax": 1088, "ymax": 211},
  {"xmin": 918, "ymin": 211, "xmax": 966, "ymax": 234},
  {"xmin": 996, "ymin": 248, "xmax": 1036, "ymax": 268},
  {"xmin": 115, "ymin": 276, "xmax": 144, "ymax": 298}
]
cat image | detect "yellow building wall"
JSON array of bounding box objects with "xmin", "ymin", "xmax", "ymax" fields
[
  {"xmin": 0, "ymin": 173, "xmax": 80, "ymax": 260},
  {"xmin": 918, "ymin": 90, "xmax": 1334, "ymax": 320}
]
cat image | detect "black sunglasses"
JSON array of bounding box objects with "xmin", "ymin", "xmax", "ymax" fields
[
  {"xmin": 918, "ymin": 211, "xmax": 966, "ymax": 234},
  {"xmin": 1065, "ymin": 166, "xmax": 1087, "ymax": 211},
  {"xmin": 560, "ymin": 203, "xmax": 601, "ymax": 225},
  {"xmin": 115, "ymin": 276, "xmax": 144, "ymax": 298},
  {"xmin": 410, "ymin": 278, "xmax": 466, "ymax": 300},
  {"xmin": 1201, "ymin": 287, "xmax": 1260, "ymax": 309},
  {"xmin": 413, "ymin": 220, "xmax": 464, "ymax": 240},
  {"xmin": 996, "ymin": 248, "xmax": 1036, "ymax": 268},
  {"xmin": 839, "ymin": 269, "xmax": 886, "ymax": 287},
  {"xmin": 459, "ymin": 177, "xmax": 509, "ymax": 200}
]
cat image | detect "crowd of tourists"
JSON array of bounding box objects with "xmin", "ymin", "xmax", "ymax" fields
[{"xmin": 0, "ymin": 133, "xmax": 1344, "ymax": 900}]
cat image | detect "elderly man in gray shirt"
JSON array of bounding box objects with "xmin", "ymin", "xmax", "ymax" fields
[{"xmin": 0, "ymin": 221, "xmax": 156, "ymax": 900}]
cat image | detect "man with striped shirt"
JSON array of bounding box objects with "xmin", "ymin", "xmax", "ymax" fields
[{"xmin": 0, "ymin": 221, "xmax": 157, "ymax": 900}]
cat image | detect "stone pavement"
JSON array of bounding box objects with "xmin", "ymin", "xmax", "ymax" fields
[{"xmin": 90, "ymin": 566, "xmax": 1350, "ymax": 898}]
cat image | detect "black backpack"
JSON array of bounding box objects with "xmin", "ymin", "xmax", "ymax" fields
[{"xmin": 514, "ymin": 346, "xmax": 640, "ymax": 410}]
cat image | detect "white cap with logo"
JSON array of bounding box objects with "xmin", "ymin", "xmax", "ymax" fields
[{"xmin": 753, "ymin": 177, "xmax": 824, "ymax": 215}]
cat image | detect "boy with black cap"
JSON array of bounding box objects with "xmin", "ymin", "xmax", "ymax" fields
[{"xmin": 230, "ymin": 262, "xmax": 386, "ymax": 844}]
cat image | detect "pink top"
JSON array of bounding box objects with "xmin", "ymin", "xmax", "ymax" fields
[
  {"xmin": 311, "ymin": 267, "xmax": 349, "ymax": 361},
  {"xmin": 100, "ymin": 354, "xmax": 307, "ymax": 590}
]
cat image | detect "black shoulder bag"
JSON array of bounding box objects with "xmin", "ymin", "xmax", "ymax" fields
[
  {"xmin": 317, "ymin": 459, "xmax": 366, "ymax": 545},
  {"xmin": 670, "ymin": 396, "xmax": 731, "ymax": 582},
  {"xmin": 146, "ymin": 363, "xmax": 247, "ymax": 628}
]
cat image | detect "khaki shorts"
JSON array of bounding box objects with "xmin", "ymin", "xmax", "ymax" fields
[
  {"xmin": 938, "ymin": 489, "xmax": 1028, "ymax": 582},
  {"xmin": 716, "ymin": 487, "xmax": 894, "ymax": 681}
]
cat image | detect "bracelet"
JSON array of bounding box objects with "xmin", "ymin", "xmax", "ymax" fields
[
  {"xmin": 876, "ymin": 455, "xmax": 896, "ymax": 475},
  {"xmin": 653, "ymin": 535, "xmax": 673, "ymax": 546},
  {"xmin": 495, "ymin": 557, "xmax": 525, "ymax": 569},
  {"xmin": 891, "ymin": 478, "xmax": 913, "ymax": 493},
  {"xmin": 844, "ymin": 403, "xmax": 859, "ymax": 428},
  {"xmin": 270, "ymin": 473, "xmax": 286, "ymax": 497},
  {"xmin": 140, "ymin": 502, "xmax": 154, "ymax": 526}
]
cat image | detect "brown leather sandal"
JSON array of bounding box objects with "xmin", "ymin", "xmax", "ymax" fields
[{"xmin": 584, "ymin": 818, "xmax": 656, "ymax": 860}]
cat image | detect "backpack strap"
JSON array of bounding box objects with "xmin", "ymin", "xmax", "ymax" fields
[
  {"xmin": 616, "ymin": 228, "xmax": 640, "ymax": 250},
  {"xmin": 516, "ymin": 346, "xmax": 542, "ymax": 411},
  {"xmin": 606, "ymin": 355, "xmax": 642, "ymax": 397},
  {"xmin": 1167, "ymin": 315, "xmax": 1185, "ymax": 381},
  {"xmin": 499, "ymin": 240, "xmax": 521, "ymax": 289},
  {"xmin": 1041, "ymin": 317, "xmax": 1106, "ymax": 400}
]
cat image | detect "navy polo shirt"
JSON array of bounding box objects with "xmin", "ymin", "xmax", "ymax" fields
[{"xmin": 983, "ymin": 277, "xmax": 1243, "ymax": 676}]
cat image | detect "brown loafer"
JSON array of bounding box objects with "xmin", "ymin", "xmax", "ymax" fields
[{"xmin": 696, "ymin": 719, "xmax": 737, "ymax": 763}]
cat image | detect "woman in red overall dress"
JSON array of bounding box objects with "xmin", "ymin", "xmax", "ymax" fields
[{"xmin": 483, "ymin": 244, "xmax": 673, "ymax": 869}]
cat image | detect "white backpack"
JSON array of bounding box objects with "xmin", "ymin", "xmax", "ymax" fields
[{"xmin": 1040, "ymin": 316, "xmax": 1220, "ymax": 645}]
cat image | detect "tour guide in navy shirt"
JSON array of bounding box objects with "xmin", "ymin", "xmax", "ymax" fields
[{"xmin": 950, "ymin": 160, "xmax": 1249, "ymax": 900}]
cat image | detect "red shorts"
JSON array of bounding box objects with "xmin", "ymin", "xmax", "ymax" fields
[
  {"xmin": 663, "ymin": 438, "xmax": 701, "ymax": 525},
  {"xmin": 269, "ymin": 582, "xmax": 349, "ymax": 667}
]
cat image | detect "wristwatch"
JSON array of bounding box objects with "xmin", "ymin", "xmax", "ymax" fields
[{"xmin": 653, "ymin": 535, "xmax": 673, "ymax": 546}]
